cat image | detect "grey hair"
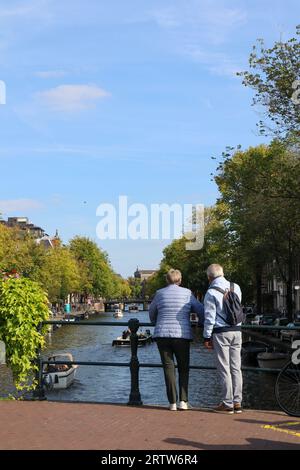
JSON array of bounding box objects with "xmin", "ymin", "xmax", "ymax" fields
[
  {"xmin": 206, "ymin": 264, "xmax": 224, "ymax": 279},
  {"xmin": 166, "ymin": 269, "xmax": 182, "ymax": 285}
]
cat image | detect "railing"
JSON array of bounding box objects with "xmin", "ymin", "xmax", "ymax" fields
[{"xmin": 33, "ymin": 319, "xmax": 300, "ymax": 404}]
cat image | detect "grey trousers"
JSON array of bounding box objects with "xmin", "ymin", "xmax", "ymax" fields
[{"xmin": 212, "ymin": 331, "xmax": 243, "ymax": 407}]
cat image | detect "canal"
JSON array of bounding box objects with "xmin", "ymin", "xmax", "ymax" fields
[{"xmin": 39, "ymin": 310, "xmax": 279, "ymax": 410}]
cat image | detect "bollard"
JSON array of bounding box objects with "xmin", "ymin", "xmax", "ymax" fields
[{"xmin": 128, "ymin": 318, "xmax": 143, "ymax": 406}]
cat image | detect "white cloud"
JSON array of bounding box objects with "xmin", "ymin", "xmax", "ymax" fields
[
  {"xmin": 36, "ymin": 70, "xmax": 67, "ymax": 79},
  {"xmin": 35, "ymin": 84, "xmax": 111, "ymax": 112},
  {"xmin": 0, "ymin": 0, "xmax": 50, "ymax": 19},
  {"xmin": 151, "ymin": 1, "xmax": 247, "ymax": 44},
  {"xmin": 184, "ymin": 47, "xmax": 242, "ymax": 77},
  {"xmin": 0, "ymin": 199, "xmax": 43, "ymax": 213},
  {"xmin": 149, "ymin": 1, "xmax": 247, "ymax": 76}
]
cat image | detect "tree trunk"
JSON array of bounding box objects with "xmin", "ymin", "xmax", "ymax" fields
[
  {"xmin": 256, "ymin": 267, "xmax": 263, "ymax": 314},
  {"xmin": 286, "ymin": 239, "xmax": 294, "ymax": 322}
]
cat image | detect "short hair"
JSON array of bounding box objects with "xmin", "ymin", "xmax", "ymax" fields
[
  {"xmin": 166, "ymin": 269, "xmax": 182, "ymax": 285},
  {"xmin": 206, "ymin": 264, "xmax": 224, "ymax": 279}
]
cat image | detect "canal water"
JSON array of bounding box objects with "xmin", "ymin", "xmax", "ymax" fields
[
  {"xmin": 0, "ymin": 311, "xmax": 279, "ymax": 409},
  {"xmin": 38, "ymin": 311, "xmax": 279, "ymax": 410}
]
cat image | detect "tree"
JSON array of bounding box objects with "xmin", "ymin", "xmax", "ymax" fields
[
  {"xmin": 34, "ymin": 246, "xmax": 80, "ymax": 304},
  {"xmin": 215, "ymin": 143, "xmax": 300, "ymax": 319},
  {"xmin": 69, "ymin": 236, "xmax": 125, "ymax": 299},
  {"xmin": 127, "ymin": 277, "xmax": 143, "ymax": 298},
  {"xmin": 238, "ymin": 25, "xmax": 300, "ymax": 138},
  {"xmin": 145, "ymin": 207, "xmax": 253, "ymax": 302}
]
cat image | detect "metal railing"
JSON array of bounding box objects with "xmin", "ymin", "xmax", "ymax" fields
[{"xmin": 33, "ymin": 318, "xmax": 300, "ymax": 405}]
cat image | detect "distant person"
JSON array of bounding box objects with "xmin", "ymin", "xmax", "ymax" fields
[
  {"xmin": 203, "ymin": 264, "xmax": 243, "ymax": 414},
  {"xmin": 149, "ymin": 269, "xmax": 204, "ymax": 411}
]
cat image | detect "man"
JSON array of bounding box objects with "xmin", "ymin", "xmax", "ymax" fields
[
  {"xmin": 203, "ymin": 264, "xmax": 243, "ymax": 414},
  {"xmin": 149, "ymin": 269, "xmax": 204, "ymax": 411}
]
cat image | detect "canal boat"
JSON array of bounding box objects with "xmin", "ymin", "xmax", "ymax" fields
[
  {"xmin": 257, "ymin": 352, "xmax": 289, "ymax": 370},
  {"xmin": 112, "ymin": 303, "xmax": 124, "ymax": 318},
  {"xmin": 63, "ymin": 314, "xmax": 77, "ymax": 323},
  {"xmin": 112, "ymin": 330, "xmax": 152, "ymax": 347},
  {"xmin": 241, "ymin": 341, "xmax": 269, "ymax": 366},
  {"xmin": 42, "ymin": 353, "xmax": 78, "ymax": 389},
  {"xmin": 129, "ymin": 304, "xmax": 139, "ymax": 313},
  {"xmin": 190, "ymin": 313, "xmax": 199, "ymax": 327}
]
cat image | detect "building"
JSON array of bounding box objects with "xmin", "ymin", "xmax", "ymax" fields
[
  {"xmin": 1, "ymin": 217, "xmax": 60, "ymax": 249},
  {"xmin": 1, "ymin": 217, "xmax": 46, "ymax": 239},
  {"xmin": 262, "ymin": 262, "xmax": 300, "ymax": 314},
  {"xmin": 134, "ymin": 267, "xmax": 157, "ymax": 282}
]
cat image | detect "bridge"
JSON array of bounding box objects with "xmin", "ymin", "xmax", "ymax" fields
[
  {"xmin": 1, "ymin": 319, "xmax": 300, "ymax": 450},
  {"xmin": 104, "ymin": 298, "xmax": 151, "ymax": 311}
]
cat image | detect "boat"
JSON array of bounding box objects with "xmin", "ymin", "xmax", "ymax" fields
[
  {"xmin": 113, "ymin": 309, "xmax": 123, "ymax": 318},
  {"xmin": 112, "ymin": 330, "xmax": 153, "ymax": 347},
  {"xmin": 62, "ymin": 314, "xmax": 76, "ymax": 323},
  {"xmin": 112, "ymin": 303, "xmax": 124, "ymax": 318},
  {"xmin": 257, "ymin": 352, "xmax": 289, "ymax": 369},
  {"xmin": 190, "ymin": 313, "xmax": 199, "ymax": 327},
  {"xmin": 129, "ymin": 304, "xmax": 139, "ymax": 313},
  {"xmin": 241, "ymin": 341, "xmax": 269, "ymax": 366},
  {"xmin": 42, "ymin": 353, "xmax": 78, "ymax": 389}
]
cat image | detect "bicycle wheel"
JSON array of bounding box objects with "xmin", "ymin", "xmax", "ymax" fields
[{"xmin": 275, "ymin": 361, "xmax": 300, "ymax": 417}]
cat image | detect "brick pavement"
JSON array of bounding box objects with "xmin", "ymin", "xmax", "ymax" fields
[{"xmin": 0, "ymin": 401, "xmax": 299, "ymax": 450}]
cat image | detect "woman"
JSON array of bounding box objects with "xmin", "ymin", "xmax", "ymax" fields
[{"xmin": 149, "ymin": 269, "xmax": 204, "ymax": 410}]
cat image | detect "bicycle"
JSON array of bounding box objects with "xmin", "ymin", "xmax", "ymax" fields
[{"xmin": 275, "ymin": 358, "xmax": 300, "ymax": 417}]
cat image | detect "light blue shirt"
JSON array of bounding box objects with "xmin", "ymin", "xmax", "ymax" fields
[{"xmin": 203, "ymin": 276, "xmax": 242, "ymax": 339}]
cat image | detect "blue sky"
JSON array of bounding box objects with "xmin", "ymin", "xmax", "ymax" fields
[{"xmin": 0, "ymin": 0, "xmax": 299, "ymax": 277}]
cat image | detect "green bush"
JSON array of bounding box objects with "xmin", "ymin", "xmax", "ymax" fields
[{"xmin": 0, "ymin": 277, "xmax": 49, "ymax": 390}]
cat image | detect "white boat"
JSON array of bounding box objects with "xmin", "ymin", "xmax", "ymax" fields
[
  {"xmin": 112, "ymin": 303, "xmax": 124, "ymax": 318},
  {"xmin": 257, "ymin": 352, "xmax": 289, "ymax": 369},
  {"xmin": 43, "ymin": 353, "xmax": 78, "ymax": 389},
  {"xmin": 190, "ymin": 313, "xmax": 198, "ymax": 327},
  {"xmin": 113, "ymin": 309, "xmax": 124, "ymax": 318},
  {"xmin": 112, "ymin": 330, "xmax": 153, "ymax": 347}
]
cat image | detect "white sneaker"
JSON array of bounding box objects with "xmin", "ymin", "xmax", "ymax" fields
[
  {"xmin": 169, "ymin": 403, "xmax": 177, "ymax": 411},
  {"xmin": 178, "ymin": 401, "xmax": 189, "ymax": 410}
]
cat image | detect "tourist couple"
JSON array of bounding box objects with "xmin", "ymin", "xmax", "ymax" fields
[{"xmin": 149, "ymin": 265, "xmax": 243, "ymax": 414}]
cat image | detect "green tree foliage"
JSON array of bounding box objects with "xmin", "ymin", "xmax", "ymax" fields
[
  {"xmin": 146, "ymin": 207, "xmax": 251, "ymax": 301},
  {"xmin": 0, "ymin": 277, "xmax": 49, "ymax": 391},
  {"xmin": 215, "ymin": 143, "xmax": 300, "ymax": 319},
  {"xmin": 69, "ymin": 236, "xmax": 127, "ymax": 299},
  {"xmin": 238, "ymin": 26, "xmax": 300, "ymax": 138},
  {"xmin": 33, "ymin": 246, "xmax": 80, "ymax": 303},
  {"xmin": 127, "ymin": 276, "xmax": 143, "ymax": 298}
]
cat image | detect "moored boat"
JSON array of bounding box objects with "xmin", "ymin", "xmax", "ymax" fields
[
  {"xmin": 242, "ymin": 341, "xmax": 269, "ymax": 366},
  {"xmin": 42, "ymin": 353, "xmax": 78, "ymax": 389},
  {"xmin": 257, "ymin": 352, "xmax": 289, "ymax": 369}
]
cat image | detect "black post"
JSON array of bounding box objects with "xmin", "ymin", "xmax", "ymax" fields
[
  {"xmin": 32, "ymin": 323, "xmax": 46, "ymax": 400},
  {"xmin": 128, "ymin": 318, "xmax": 142, "ymax": 406}
]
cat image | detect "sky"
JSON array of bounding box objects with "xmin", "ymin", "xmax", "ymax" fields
[{"xmin": 0, "ymin": 0, "xmax": 299, "ymax": 277}]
